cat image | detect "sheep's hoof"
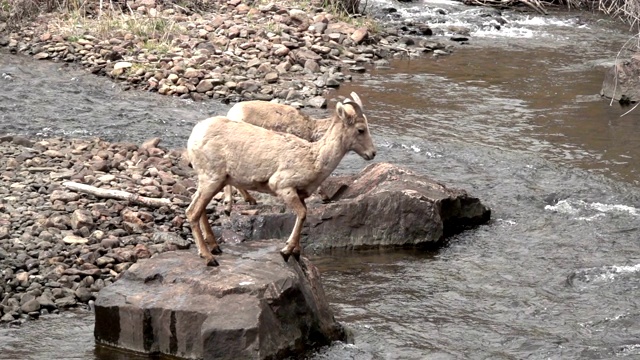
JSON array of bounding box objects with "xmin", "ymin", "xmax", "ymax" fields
[
  {"xmin": 247, "ymin": 199, "xmax": 258, "ymax": 205},
  {"xmin": 224, "ymin": 206, "xmax": 232, "ymax": 216},
  {"xmin": 280, "ymin": 247, "xmax": 301, "ymax": 262},
  {"xmin": 206, "ymin": 257, "xmax": 219, "ymax": 267},
  {"xmin": 280, "ymin": 250, "xmax": 291, "ymax": 262},
  {"xmin": 210, "ymin": 245, "xmax": 223, "ymax": 255}
]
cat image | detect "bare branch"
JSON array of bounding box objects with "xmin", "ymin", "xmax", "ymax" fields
[{"xmin": 62, "ymin": 181, "xmax": 172, "ymax": 208}]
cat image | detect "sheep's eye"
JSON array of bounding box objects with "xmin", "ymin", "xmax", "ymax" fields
[{"xmin": 358, "ymin": 128, "xmax": 365, "ymax": 134}]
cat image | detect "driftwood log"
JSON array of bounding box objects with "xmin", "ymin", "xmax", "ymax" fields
[{"xmin": 62, "ymin": 181, "xmax": 172, "ymax": 208}]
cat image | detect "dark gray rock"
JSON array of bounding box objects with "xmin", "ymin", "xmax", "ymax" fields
[
  {"xmin": 36, "ymin": 293, "xmax": 57, "ymax": 310},
  {"xmin": 1, "ymin": 313, "xmax": 15, "ymax": 322},
  {"xmin": 20, "ymin": 299, "xmax": 41, "ymax": 313},
  {"xmin": 55, "ymin": 296, "xmax": 77, "ymax": 307},
  {"xmin": 101, "ymin": 237, "xmax": 121, "ymax": 248},
  {"xmin": 94, "ymin": 241, "xmax": 345, "ymax": 360},
  {"xmin": 226, "ymin": 163, "xmax": 491, "ymax": 250},
  {"xmin": 11, "ymin": 136, "xmax": 34, "ymax": 147},
  {"xmin": 75, "ymin": 287, "xmax": 94, "ymax": 302},
  {"xmin": 152, "ymin": 231, "xmax": 191, "ymax": 249}
]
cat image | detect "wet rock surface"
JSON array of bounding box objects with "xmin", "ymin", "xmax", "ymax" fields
[
  {"xmin": 223, "ymin": 162, "xmax": 491, "ymax": 249},
  {"xmin": 94, "ymin": 240, "xmax": 346, "ymax": 360}
]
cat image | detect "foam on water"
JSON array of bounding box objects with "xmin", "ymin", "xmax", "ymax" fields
[
  {"xmin": 545, "ymin": 199, "xmax": 639, "ymax": 218},
  {"xmin": 571, "ymin": 263, "xmax": 640, "ymax": 285},
  {"xmin": 378, "ymin": 0, "xmax": 588, "ymax": 41},
  {"xmin": 473, "ymin": 26, "xmax": 536, "ymax": 39}
]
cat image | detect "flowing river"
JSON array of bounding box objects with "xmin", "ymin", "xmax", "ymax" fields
[{"xmin": 2, "ymin": 1, "xmax": 640, "ymax": 359}]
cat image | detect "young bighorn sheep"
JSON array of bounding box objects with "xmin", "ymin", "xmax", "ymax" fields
[
  {"xmin": 222, "ymin": 93, "xmax": 365, "ymax": 213},
  {"xmin": 186, "ymin": 97, "xmax": 376, "ymax": 266}
]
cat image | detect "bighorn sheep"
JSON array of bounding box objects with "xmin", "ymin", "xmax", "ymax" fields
[
  {"xmin": 222, "ymin": 93, "xmax": 365, "ymax": 213},
  {"xmin": 186, "ymin": 97, "xmax": 376, "ymax": 266}
]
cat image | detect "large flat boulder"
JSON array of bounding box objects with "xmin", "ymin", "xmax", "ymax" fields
[
  {"xmin": 222, "ymin": 162, "xmax": 491, "ymax": 249},
  {"xmin": 94, "ymin": 240, "xmax": 346, "ymax": 360}
]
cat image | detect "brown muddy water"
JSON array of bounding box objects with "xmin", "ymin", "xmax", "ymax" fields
[{"xmin": 3, "ymin": 4, "xmax": 640, "ymax": 360}]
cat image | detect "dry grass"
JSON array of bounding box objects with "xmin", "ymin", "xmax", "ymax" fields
[
  {"xmin": 0, "ymin": 0, "xmax": 214, "ymax": 29},
  {"xmin": 463, "ymin": 0, "xmax": 640, "ymax": 28},
  {"xmin": 2, "ymin": 0, "xmax": 89, "ymax": 29},
  {"xmin": 594, "ymin": 0, "xmax": 640, "ymax": 27},
  {"xmin": 49, "ymin": 10, "xmax": 185, "ymax": 42},
  {"xmin": 323, "ymin": 0, "xmax": 361, "ymax": 15},
  {"xmin": 297, "ymin": 0, "xmax": 380, "ymax": 33},
  {"xmin": 533, "ymin": 0, "xmax": 640, "ymax": 28}
]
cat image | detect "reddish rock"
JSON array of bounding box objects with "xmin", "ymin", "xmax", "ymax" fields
[
  {"xmin": 265, "ymin": 72, "xmax": 279, "ymax": 83},
  {"xmin": 140, "ymin": 137, "xmax": 161, "ymax": 150},
  {"xmin": 70, "ymin": 209, "xmax": 94, "ymax": 231},
  {"xmin": 195, "ymin": 80, "xmax": 212, "ymax": 93},
  {"xmin": 350, "ymin": 27, "xmax": 368, "ymax": 44}
]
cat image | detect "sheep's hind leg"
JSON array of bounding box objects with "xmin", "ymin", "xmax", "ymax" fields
[
  {"xmin": 200, "ymin": 212, "xmax": 222, "ymax": 255},
  {"xmin": 223, "ymin": 185, "xmax": 234, "ymax": 216},
  {"xmin": 224, "ymin": 186, "xmax": 258, "ymax": 215},
  {"xmin": 238, "ymin": 188, "xmax": 257, "ymax": 205},
  {"xmin": 187, "ymin": 179, "xmax": 224, "ymax": 266},
  {"xmin": 278, "ymin": 189, "xmax": 306, "ymax": 262}
]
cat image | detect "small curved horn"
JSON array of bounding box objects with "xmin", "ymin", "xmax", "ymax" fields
[{"xmin": 350, "ymin": 92, "xmax": 364, "ymax": 109}]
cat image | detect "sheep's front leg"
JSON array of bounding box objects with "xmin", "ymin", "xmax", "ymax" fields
[
  {"xmin": 278, "ymin": 188, "xmax": 306, "ymax": 261},
  {"xmin": 187, "ymin": 180, "xmax": 224, "ymax": 266}
]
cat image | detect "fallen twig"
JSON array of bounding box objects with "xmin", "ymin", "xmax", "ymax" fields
[{"xmin": 62, "ymin": 181, "xmax": 172, "ymax": 208}]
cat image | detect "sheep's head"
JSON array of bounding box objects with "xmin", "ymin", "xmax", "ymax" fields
[{"xmin": 335, "ymin": 94, "xmax": 376, "ymax": 161}]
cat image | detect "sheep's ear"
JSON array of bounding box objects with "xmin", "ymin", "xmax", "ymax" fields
[
  {"xmin": 336, "ymin": 102, "xmax": 347, "ymax": 122},
  {"xmin": 342, "ymin": 99, "xmax": 362, "ymax": 125}
]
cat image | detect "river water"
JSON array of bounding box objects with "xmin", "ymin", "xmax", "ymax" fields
[{"xmin": 2, "ymin": 1, "xmax": 640, "ymax": 359}]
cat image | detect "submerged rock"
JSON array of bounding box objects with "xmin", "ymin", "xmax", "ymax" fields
[
  {"xmin": 94, "ymin": 240, "xmax": 346, "ymax": 360},
  {"xmin": 225, "ymin": 162, "xmax": 491, "ymax": 249}
]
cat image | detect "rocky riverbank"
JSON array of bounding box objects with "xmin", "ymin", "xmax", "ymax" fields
[
  {"xmin": 0, "ymin": 0, "xmax": 464, "ymax": 106},
  {"xmin": 0, "ymin": 135, "xmax": 198, "ymax": 324}
]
